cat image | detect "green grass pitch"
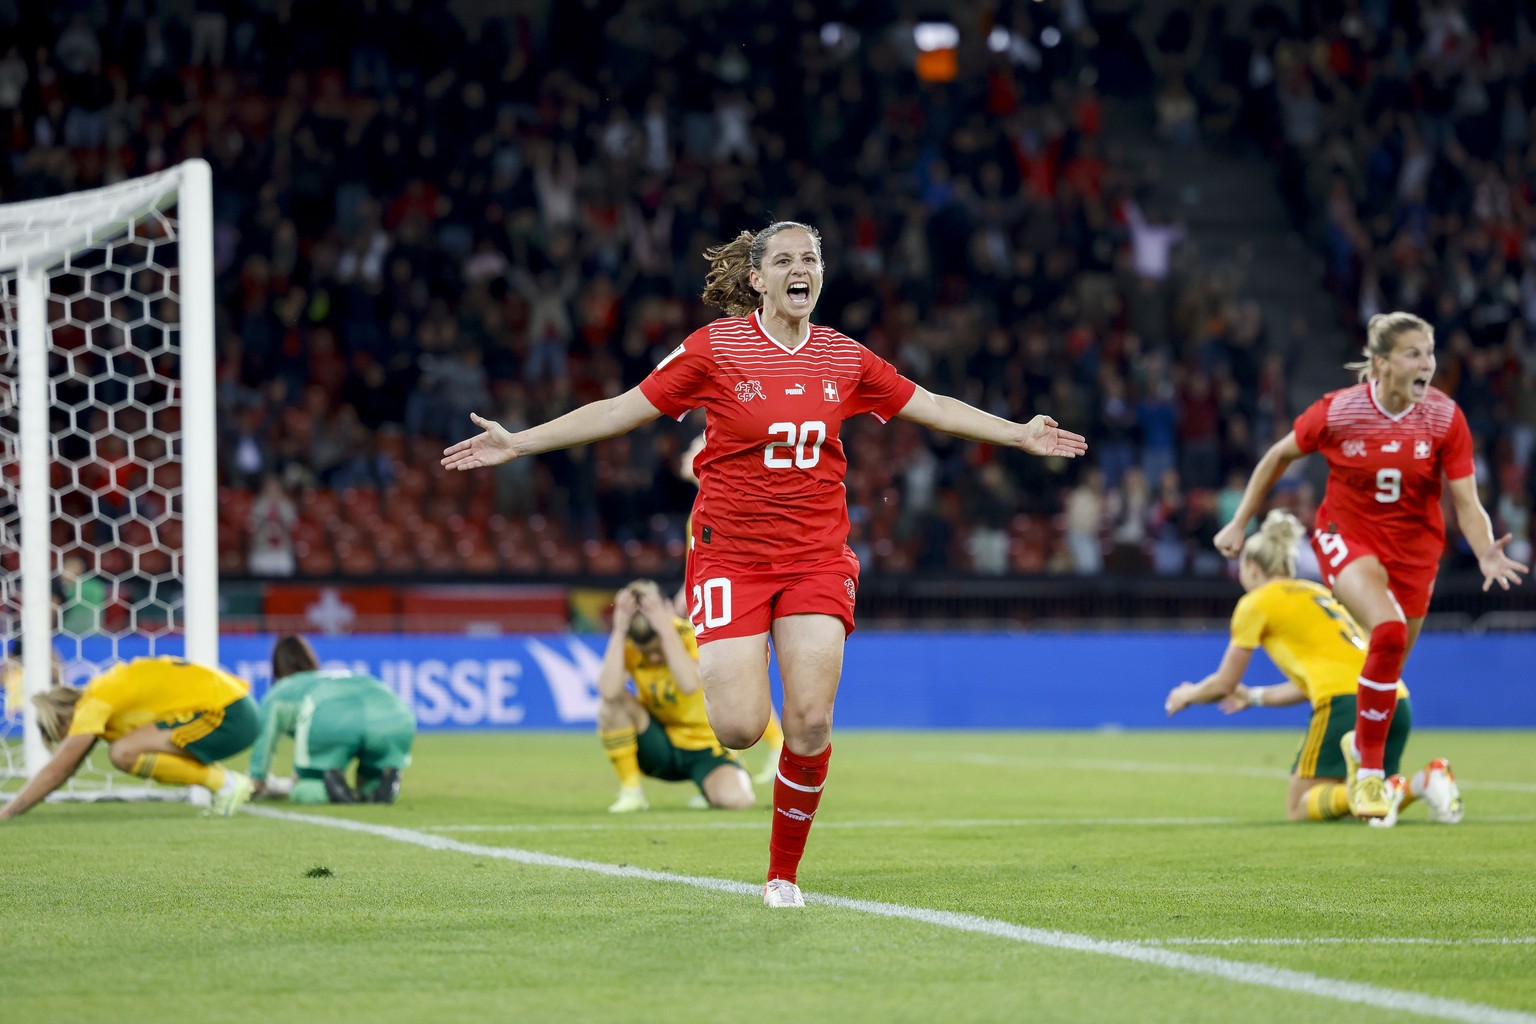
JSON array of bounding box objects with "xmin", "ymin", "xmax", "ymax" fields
[{"xmin": 2, "ymin": 730, "xmax": 1533, "ymax": 1023}]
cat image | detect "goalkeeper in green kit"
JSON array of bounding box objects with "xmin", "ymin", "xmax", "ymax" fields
[{"xmin": 249, "ymin": 635, "xmax": 416, "ymax": 804}]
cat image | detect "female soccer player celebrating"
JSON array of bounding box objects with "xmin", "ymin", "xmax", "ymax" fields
[
  {"xmin": 0, "ymin": 655, "xmax": 258, "ymax": 820},
  {"xmin": 1168, "ymin": 510, "xmax": 1462, "ymax": 826},
  {"xmin": 444, "ymin": 221, "xmax": 1087, "ymax": 906},
  {"xmin": 1213, "ymin": 312, "xmax": 1526, "ymax": 818}
]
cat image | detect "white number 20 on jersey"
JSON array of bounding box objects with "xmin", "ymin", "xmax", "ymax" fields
[
  {"xmin": 764, "ymin": 421, "xmax": 827, "ymax": 468},
  {"xmin": 1374, "ymin": 468, "xmax": 1402, "ymax": 503}
]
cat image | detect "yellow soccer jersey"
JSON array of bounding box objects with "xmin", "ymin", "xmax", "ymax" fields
[
  {"xmin": 68, "ymin": 656, "xmax": 250, "ymax": 741},
  {"xmin": 1230, "ymin": 580, "xmax": 1409, "ymax": 707},
  {"xmin": 623, "ymin": 617, "xmax": 719, "ymax": 751}
]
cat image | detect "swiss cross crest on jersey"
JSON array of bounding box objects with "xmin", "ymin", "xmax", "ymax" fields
[
  {"xmin": 1414, "ymin": 439, "xmax": 1431, "ymax": 459},
  {"xmin": 823, "ymin": 379, "xmax": 840, "ymax": 402},
  {"xmin": 734, "ymin": 380, "xmax": 766, "ymax": 402},
  {"xmin": 1341, "ymin": 439, "xmax": 1367, "ymax": 457}
]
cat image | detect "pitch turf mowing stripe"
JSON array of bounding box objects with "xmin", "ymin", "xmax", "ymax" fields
[
  {"xmin": 422, "ymin": 816, "xmax": 1248, "ymax": 833},
  {"xmin": 421, "ymin": 814, "xmax": 1536, "ymax": 833},
  {"xmin": 246, "ymin": 806, "xmax": 1536, "ymax": 1024},
  {"xmin": 1143, "ymin": 938, "xmax": 1536, "ymax": 947},
  {"xmin": 927, "ymin": 753, "xmax": 1536, "ymax": 792}
]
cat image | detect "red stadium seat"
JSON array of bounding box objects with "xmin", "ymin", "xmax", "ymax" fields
[{"xmin": 583, "ymin": 540, "xmax": 626, "ymax": 576}]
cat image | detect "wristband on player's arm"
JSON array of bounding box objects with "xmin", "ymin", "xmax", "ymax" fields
[{"xmin": 1250, "ymin": 687, "xmax": 1264, "ymax": 707}]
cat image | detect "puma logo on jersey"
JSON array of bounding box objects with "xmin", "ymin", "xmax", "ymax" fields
[
  {"xmin": 1415, "ymin": 440, "xmax": 1431, "ymax": 458},
  {"xmin": 1381, "ymin": 440, "xmax": 1401, "ymax": 453},
  {"xmin": 785, "ymin": 383, "xmax": 805, "ymax": 395},
  {"xmin": 1341, "ymin": 439, "xmax": 1367, "ymax": 457},
  {"xmin": 735, "ymin": 380, "xmax": 766, "ymax": 402}
]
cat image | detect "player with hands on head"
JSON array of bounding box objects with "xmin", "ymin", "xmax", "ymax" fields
[
  {"xmin": 1168, "ymin": 510, "xmax": 1461, "ymax": 826},
  {"xmin": 444, "ymin": 220, "xmax": 1087, "ymax": 906},
  {"xmin": 599, "ymin": 578, "xmax": 753, "ymax": 813},
  {"xmin": 1212, "ymin": 312, "xmax": 1524, "ymax": 819},
  {"xmin": 0, "ymin": 655, "xmax": 258, "ymax": 821}
]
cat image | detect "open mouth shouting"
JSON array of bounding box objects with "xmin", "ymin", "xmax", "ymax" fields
[
  {"xmin": 787, "ymin": 282, "xmax": 813, "ymax": 308},
  {"xmin": 1410, "ymin": 374, "xmax": 1429, "ymax": 400}
]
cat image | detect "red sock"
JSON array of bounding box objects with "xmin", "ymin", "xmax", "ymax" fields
[
  {"xmin": 1356, "ymin": 621, "xmax": 1407, "ymax": 771},
  {"xmin": 767, "ymin": 743, "xmax": 831, "ymax": 884}
]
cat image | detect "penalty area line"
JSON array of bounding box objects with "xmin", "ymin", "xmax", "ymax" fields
[
  {"xmin": 1142, "ymin": 937, "xmax": 1536, "ymax": 948},
  {"xmin": 246, "ymin": 806, "xmax": 1535, "ymax": 1024}
]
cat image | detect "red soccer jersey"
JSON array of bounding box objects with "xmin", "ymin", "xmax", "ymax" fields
[
  {"xmin": 1292, "ymin": 382, "xmax": 1475, "ymax": 569},
  {"xmin": 639, "ymin": 312, "xmax": 917, "ymax": 561}
]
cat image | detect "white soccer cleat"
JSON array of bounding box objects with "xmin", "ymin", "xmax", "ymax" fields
[
  {"xmin": 763, "ymin": 878, "xmax": 805, "ymax": 908},
  {"xmin": 753, "ymin": 745, "xmax": 783, "ymax": 787},
  {"xmin": 687, "ymin": 793, "xmax": 711, "ymax": 810},
  {"xmin": 607, "ymin": 786, "xmax": 648, "ymax": 814},
  {"xmin": 1368, "ymin": 774, "xmax": 1408, "ymax": 829},
  {"xmin": 209, "ymin": 771, "xmax": 254, "ymax": 818},
  {"xmin": 1422, "ymin": 758, "xmax": 1464, "ymax": 824}
]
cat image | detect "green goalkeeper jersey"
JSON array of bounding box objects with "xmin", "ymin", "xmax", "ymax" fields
[{"xmin": 249, "ymin": 670, "xmax": 413, "ymax": 781}]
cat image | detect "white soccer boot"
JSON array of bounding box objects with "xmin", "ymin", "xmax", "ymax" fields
[{"xmin": 763, "ymin": 878, "xmax": 805, "ymax": 908}]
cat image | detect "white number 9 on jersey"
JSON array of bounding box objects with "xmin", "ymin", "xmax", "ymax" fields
[
  {"xmin": 1374, "ymin": 468, "xmax": 1402, "ymax": 503},
  {"xmin": 764, "ymin": 421, "xmax": 827, "ymax": 468}
]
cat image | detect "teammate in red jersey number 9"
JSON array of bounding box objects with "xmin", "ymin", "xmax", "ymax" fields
[
  {"xmin": 1212, "ymin": 311, "xmax": 1526, "ymax": 821},
  {"xmin": 441, "ymin": 221, "xmax": 1087, "ymax": 906}
]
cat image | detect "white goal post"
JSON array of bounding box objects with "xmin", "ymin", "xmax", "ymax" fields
[{"xmin": 1, "ymin": 159, "xmax": 218, "ymax": 797}]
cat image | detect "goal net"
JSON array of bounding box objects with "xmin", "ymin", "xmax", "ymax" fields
[{"xmin": 1, "ymin": 160, "xmax": 218, "ymax": 801}]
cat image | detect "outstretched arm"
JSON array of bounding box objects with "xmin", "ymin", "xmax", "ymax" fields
[
  {"xmin": 1447, "ymin": 475, "xmax": 1529, "ymax": 592},
  {"xmin": 1213, "ymin": 431, "xmax": 1305, "ymax": 557},
  {"xmin": 1218, "ymin": 680, "xmax": 1307, "ymax": 714},
  {"xmin": 895, "ymin": 386, "xmax": 1088, "ymax": 458},
  {"xmin": 441, "ymin": 387, "xmax": 664, "ymax": 471},
  {"xmin": 1164, "ymin": 644, "xmax": 1255, "ymax": 716},
  {"xmin": 0, "ymin": 733, "xmax": 95, "ymax": 820}
]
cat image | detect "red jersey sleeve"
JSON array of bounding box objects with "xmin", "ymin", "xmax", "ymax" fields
[
  {"xmin": 638, "ymin": 327, "xmax": 712, "ymax": 421},
  {"xmin": 1292, "ymin": 393, "xmax": 1333, "ymax": 454},
  {"xmin": 846, "ymin": 345, "xmax": 918, "ymax": 423},
  {"xmin": 1441, "ymin": 404, "xmax": 1475, "ymax": 480}
]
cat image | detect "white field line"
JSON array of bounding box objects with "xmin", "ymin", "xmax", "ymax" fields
[
  {"xmin": 418, "ymin": 814, "xmax": 1536, "ymax": 834},
  {"xmin": 1142, "ymin": 937, "xmax": 1536, "ymax": 947},
  {"xmin": 422, "ymin": 815, "xmax": 1247, "ymax": 833},
  {"xmin": 247, "ymin": 806, "xmax": 1536, "ymax": 1024},
  {"xmin": 919, "ymin": 753, "xmax": 1536, "ymax": 793}
]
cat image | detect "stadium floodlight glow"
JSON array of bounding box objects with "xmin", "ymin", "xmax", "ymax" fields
[
  {"xmin": 913, "ymin": 22, "xmax": 960, "ymax": 52},
  {"xmin": 821, "ymin": 22, "xmax": 846, "ymax": 47},
  {"xmin": 987, "ymin": 27, "xmax": 1011, "ymax": 53},
  {"xmin": 0, "ymin": 159, "xmax": 216, "ymax": 802},
  {"xmin": 1041, "ymin": 26, "xmax": 1062, "ymax": 48}
]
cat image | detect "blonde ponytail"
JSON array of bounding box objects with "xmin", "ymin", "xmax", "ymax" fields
[
  {"xmin": 32, "ymin": 685, "xmax": 82, "ymax": 747},
  {"xmin": 1345, "ymin": 312, "xmax": 1433, "ymax": 382},
  {"xmin": 1241, "ymin": 509, "xmax": 1306, "ymax": 579}
]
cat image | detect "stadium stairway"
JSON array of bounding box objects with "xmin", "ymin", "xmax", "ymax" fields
[{"xmin": 1106, "ymin": 101, "xmax": 1351, "ymax": 419}]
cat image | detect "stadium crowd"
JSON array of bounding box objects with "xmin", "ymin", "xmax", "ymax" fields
[
  {"xmin": 2, "ymin": 1, "xmax": 1529, "ymax": 582},
  {"xmin": 1151, "ymin": 0, "xmax": 1536, "ymax": 574}
]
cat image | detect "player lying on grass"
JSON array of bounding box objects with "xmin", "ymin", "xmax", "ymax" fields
[
  {"xmin": 0, "ymin": 654, "xmax": 258, "ymax": 821},
  {"xmin": 1166, "ymin": 510, "xmax": 1462, "ymax": 826},
  {"xmin": 599, "ymin": 579, "xmax": 754, "ymax": 813},
  {"xmin": 250, "ymin": 635, "xmax": 416, "ymax": 804}
]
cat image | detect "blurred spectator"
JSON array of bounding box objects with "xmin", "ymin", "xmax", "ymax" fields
[
  {"xmin": 54, "ymin": 554, "xmax": 105, "ymax": 636},
  {"xmin": 248, "ymin": 474, "xmax": 297, "ymax": 577}
]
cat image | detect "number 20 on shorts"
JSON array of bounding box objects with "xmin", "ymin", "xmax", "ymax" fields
[{"xmin": 691, "ymin": 577, "xmax": 733, "ymax": 629}]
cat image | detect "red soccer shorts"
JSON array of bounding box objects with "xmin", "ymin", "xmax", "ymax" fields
[
  {"xmin": 1310, "ymin": 528, "xmax": 1438, "ymax": 619},
  {"xmin": 684, "ymin": 544, "xmax": 861, "ymax": 644}
]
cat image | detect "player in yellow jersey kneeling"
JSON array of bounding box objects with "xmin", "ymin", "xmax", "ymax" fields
[
  {"xmin": 0, "ymin": 655, "xmax": 259, "ymax": 821},
  {"xmin": 598, "ymin": 579, "xmax": 753, "ymax": 812},
  {"xmin": 1165, "ymin": 510, "xmax": 1462, "ymax": 826}
]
